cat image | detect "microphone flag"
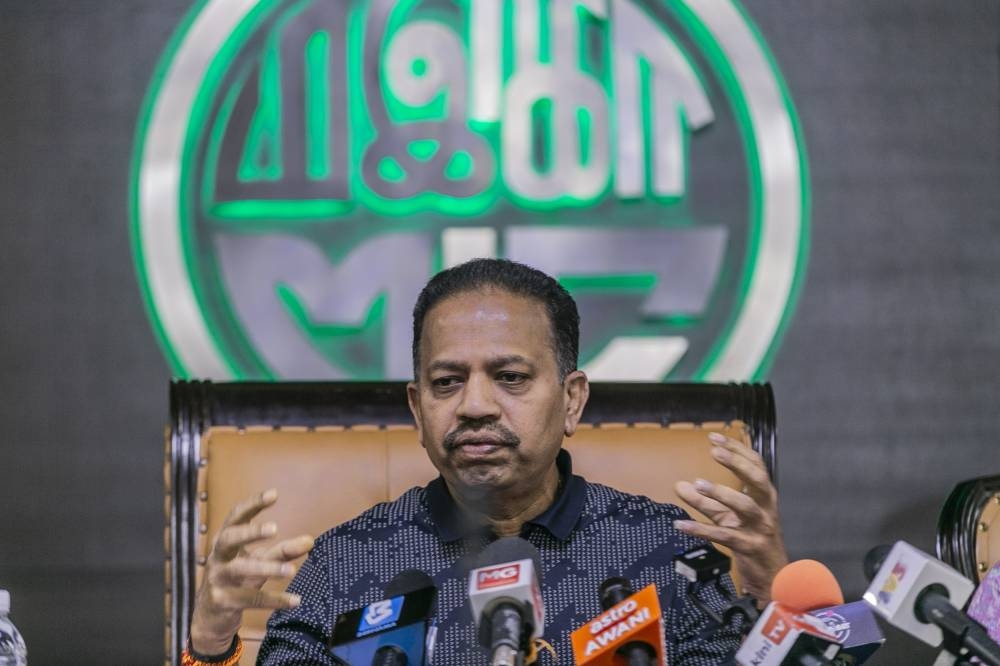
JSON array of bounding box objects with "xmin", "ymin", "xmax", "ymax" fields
[
  {"xmin": 328, "ymin": 584, "xmax": 437, "ymax": 665},
  {"xmin": 570, "ymin": 583, "xmax": 664, "ymax": 665}
]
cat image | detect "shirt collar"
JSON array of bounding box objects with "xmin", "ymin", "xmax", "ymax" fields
[{"xmin": 425, "ymin": 449, "xmax": 586, "ymax": 542}]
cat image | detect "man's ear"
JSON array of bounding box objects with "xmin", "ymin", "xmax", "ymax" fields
[
  {"xmin": 562, "ymin": 370, "xmax": 590, "ymax": 437},
  {"xmin": 406, "ymin": 381, "xmax": 426, "ymax": 448}
]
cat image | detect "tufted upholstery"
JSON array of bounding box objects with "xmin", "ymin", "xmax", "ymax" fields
[{"xmin": 164, "ymin": 381, "xmax": 777, "ymax": 665}]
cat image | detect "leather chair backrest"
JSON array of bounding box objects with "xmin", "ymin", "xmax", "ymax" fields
[
  {"xmin": 937, "ymin": 476, "xmax": 1000, "ymax": 582},
  {"xmin": 165, "ymin": 381, "xmax": 777, "ymax": 665}
]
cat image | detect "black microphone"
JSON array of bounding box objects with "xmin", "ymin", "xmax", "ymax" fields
[
  {"xmin": 371, "ymin": 644, "xmax": 408, "ymax": 666},
  {"xmin": 673, "ymin": 543, "xmax": 759, "ymax": 636},
  {"xmin": 327, "ymin": 569, "xmax": 438, "ymax": 666},
  {"xmin": 385, "ymin": 570, "xmax": 439, "ymax": 665},
  {"xmin": 571, "ymin": 578, "xmax": 664, "ymax": 665},
  {"xmin": 862, "ymin": 541, "xmax": 1000, "ymax": 666},
  {"xmin": 862, "ymin": 545, "xmax": 892, "ymax": 582},
  {"xmin": 467, "ymin": 537, "xmax": 545, "ymax": 666},
  {"xmin": 596, "ymin": 578, "xmax": 659, "ymax": 666}
]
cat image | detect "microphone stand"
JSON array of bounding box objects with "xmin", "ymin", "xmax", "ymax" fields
[{"xmin": 920, "ymin": 587, "xmax": 1000, "ymax": 666}]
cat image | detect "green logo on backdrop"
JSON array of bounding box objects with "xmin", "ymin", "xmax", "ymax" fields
[{"xmin": 131, "ymin": 0, "xmax": 809, "ymax": 381}]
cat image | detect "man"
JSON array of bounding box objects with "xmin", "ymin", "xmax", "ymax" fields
[{"xmin": 185, "ymin": 259, "xmax": 786, "ymax": 665}]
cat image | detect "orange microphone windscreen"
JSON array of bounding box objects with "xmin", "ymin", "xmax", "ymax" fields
[{"xmin": 770, "ymin": 559, "xmax": 845, "ymax": 611}]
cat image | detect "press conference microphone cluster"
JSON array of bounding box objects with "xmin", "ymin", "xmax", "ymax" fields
[
  {"xmin": 570, "ymin": 577, "xmax": 665, "ymax": 665},
  {"xmin": 327, "ymin": 569, "xmax": 438, "ymax": 666},
  {"xmin": 735, "ymin": 560, "xmax": 846, "ymax": 666},
  {"xmin": 468, "ymin": 537, "xmax": 545, "ymax": 666},
  {"xmin": 863, "ymin": 541, "xmax": 1000, "ymax": 666}
]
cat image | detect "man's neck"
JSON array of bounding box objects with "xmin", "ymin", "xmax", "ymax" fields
[{"xmin": 450, "ymin": 465, "xmax": 561, "ymax": 537}]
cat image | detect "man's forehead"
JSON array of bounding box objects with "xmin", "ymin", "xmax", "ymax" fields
[
  {"xmin": 425, "ymin": 287, "xmax": 547, "ymax": 322},
  {"xmin": 419, "ymin": 288, "xmax": 557, "ymax": 358}
]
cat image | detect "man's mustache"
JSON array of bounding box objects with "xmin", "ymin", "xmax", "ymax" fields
[{"xmin": 443, "ymin": 422, "xmax": 521, "ymax": 450}]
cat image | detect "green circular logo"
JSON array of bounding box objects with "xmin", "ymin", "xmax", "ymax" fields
[{"xmin": 131, "ymin": 0, "xmax": 809, "ymax": 381}]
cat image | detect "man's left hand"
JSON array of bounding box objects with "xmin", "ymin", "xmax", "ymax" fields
[{"xmin": 674, "ymin": 431, "xmax": 787, "ymax": 605}]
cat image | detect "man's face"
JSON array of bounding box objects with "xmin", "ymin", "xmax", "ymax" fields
[{"xmin": 407, "ymin": 288, "xmax": 588, "ymax": 502}]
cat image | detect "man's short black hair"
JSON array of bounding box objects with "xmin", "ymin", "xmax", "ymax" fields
[{"xmin": 411, "ymin": 258, "xmax": 579, "ymax": 381}]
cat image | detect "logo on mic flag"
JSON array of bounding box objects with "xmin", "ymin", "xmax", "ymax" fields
[
  {"xmin": 359, "ymin": 596, "xmax": 404, "ymax": 635},
  {"xmin": 475, "ymin": 563, "xmax": 522, "ymax": 591},
  {"xmin": 811, "ymin": 609, "xmax": 850, "ymax": 643},
  {"xmin": 876, "ymin": 560, "xmax": 908, "ymax": 606}
]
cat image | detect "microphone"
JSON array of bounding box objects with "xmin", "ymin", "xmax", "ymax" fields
[
  {"xmin": 328, "ymin": 569, "xmax": 438, "ymax": 665},
  {"xmin": 569, "ymin": 577, "xmax": 664, "ymax": 665},
  {"xmin": 771, "ymin": 559, "xmax": 884, "ymax": 664},
  {"xmin": 863, "ymin": 541, "xmax": 1000, "ymax": 665},
  {"xmin": 674, "ymin": 544, "xmax": 731, "ymax": 583},
  {"xmin": 371, "ymin": 645, "xmax": 407, "ymax": 665},
  {"xmin": 674, "ymin": 543, "xmax": 759, "ymax": 635},
  {"xmin": 385, "ymin": 570, "xmax": 440, "ymax": 665},
  {"xmin": 468, "ymin": 537, "xmax": 545, "ymax": 666},
  {"xmin": 968, "ymin": 559, "xmax": 1000, "ymax": 643},
  {"xmin": 734, "ymin": 561, "xmax": 844, "ymax": 666},
  {"xmin": 772, "ymin": 560, "xmax": 845, "ymax": 611}
]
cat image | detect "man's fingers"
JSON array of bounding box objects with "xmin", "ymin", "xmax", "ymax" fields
[
  {"xmin": 208, "ymin": 586, "xmax": 302, "ymax": 612},
  {"xmin": 257, "ymin": 534, "xmax": 315, "ymax": 561},
  {"xmin": 675, "ymin": 481, "xmax": 730, "ymax": 522},
  {"xmin": 214, "ymin": 557, "xmax": 297, "ymax": 583},
  {"xmin": 687, "ymin": 478, "xmax": 764, "ymax": 526},
  {"xmin": 222, "ymin": 488, "xmax": 279, "ymax": 529},
  {"xmin": 673, "ymin": 519, "xmax": 750, "ymax": 552},
  {"xmin": 213, "ymin": 521, "xmax": 279, "ymax": 561},
  {"xmin": 707, "ymin": 433, "xmax": 775, "ymax": 506}
]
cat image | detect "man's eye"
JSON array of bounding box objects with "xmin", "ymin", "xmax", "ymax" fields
[
  {"xmin": 431, "ymin": 376, "xmax": 459, "ymax": 388},
  {"xmin": 497, "ymin": 372, "xmax": 527, "ymax": 384}
]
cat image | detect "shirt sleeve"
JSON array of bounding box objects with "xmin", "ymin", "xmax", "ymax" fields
[{"xmin": 256, "ymin": 538, "xmax": 340, "ymax": 666}]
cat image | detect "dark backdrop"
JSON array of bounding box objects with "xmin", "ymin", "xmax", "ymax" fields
[{"xmin": 0, "ymin": 1, "xmax": 997, "ymax": 663}]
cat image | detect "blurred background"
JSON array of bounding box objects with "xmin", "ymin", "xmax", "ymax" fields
[{"xmin": 0, "ymin": 0, "xmax": 997, "ymax": 662}]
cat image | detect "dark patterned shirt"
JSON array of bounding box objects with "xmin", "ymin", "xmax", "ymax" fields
[{"xmin": 258, "ymin": 450, "xmax": 741, "ymax": 665}]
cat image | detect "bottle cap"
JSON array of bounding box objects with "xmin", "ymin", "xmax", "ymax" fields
[{"xmin": 0, "ymin": 590, "xmax": 9, "ymax": 614}]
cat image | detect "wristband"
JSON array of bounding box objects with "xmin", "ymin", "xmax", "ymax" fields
[{"xmin": 182, "ymin": 635, "xmax": 243, "ymax": 666}]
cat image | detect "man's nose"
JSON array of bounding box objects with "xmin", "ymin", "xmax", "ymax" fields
[{"xmin": 456, "ymin": 373, "xmax": 501, "ymax": 422}]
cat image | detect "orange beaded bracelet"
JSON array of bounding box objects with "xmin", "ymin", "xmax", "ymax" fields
[{"xmin": 181, "ymin": 636, "xmax": 243, "ymax": 666}]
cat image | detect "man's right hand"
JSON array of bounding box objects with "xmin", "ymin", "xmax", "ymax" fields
[{"xmin": 189, "ymin": 488, "xmax": 315, "ymax": 656}]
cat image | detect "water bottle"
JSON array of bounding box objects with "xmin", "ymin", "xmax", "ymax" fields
[{"xmin": 0, "ymin": 590, "xmax": 27, "ymax": 665}]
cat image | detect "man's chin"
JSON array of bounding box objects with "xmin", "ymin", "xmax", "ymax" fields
[
  {"xmin": 450, "ymin": 442, "xmax": 510, "ymax": 461},
  {"xmin": 450, "ymin": 466, "xmax": 513, "ymax": 496}
]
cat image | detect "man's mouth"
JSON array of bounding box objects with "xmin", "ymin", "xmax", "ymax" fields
[
  {"xmin": 444, "ymin": 426, "xmax": 520, "ymax": 452},
  {"xmin": 453, "ymin": 440, "xmax": 505, "ymax": 455}
]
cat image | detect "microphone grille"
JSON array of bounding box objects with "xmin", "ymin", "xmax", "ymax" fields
[
  {"xmin": 598, "ymin": 577, "xmax": 634, "ymax": 610},
  {"xmin": 477, "ymin": 536, "xmax": 542, "ymax": 578},
  {"xmin": 863, "ymin": 545, "xmax": 893, "ymax": 582},
  {"xmin": 771, "ymin": 559, "xmax": 844, "ymax": 611},
  {"xmin": 386, "ymin": 569, "xmax": 435, "ymax": 597}
]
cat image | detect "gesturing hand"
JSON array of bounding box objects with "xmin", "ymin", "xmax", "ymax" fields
[
  {"xmin": 674, "ymin": 432, "xmax": 787, "ymax": 605},
  {"xmin": 189, "ymin": 489, "xmax": 315, "ymax": 656}
]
